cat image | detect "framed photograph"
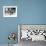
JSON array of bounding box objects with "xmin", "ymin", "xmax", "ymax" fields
[
  {"xmin": 18, "ymin": 24, "xmax": 46, "ymax": 42},
  {"xmin": 3, "ymin": 6, "xmax": 17, "ymax": 17}
]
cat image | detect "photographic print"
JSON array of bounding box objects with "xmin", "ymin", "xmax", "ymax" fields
[
  {"xmin": 18, "ymin": 24, "xmax": 46, "ymax": 46},
  {"xmin": 18, "ymin": 24, "xmax": 46, "ymax": 41},
  {"xmin": 3, "ymin": 6, "xmax": 17, "ymax": 17}
]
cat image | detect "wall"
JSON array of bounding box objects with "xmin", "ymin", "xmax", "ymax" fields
[
  {"xmin": 0, "ymin": 0, "xmax": 46, "ymax": 44},
  {"xmin": 0, "ymin": 0, "xmax": 18, "ymax": 44}
]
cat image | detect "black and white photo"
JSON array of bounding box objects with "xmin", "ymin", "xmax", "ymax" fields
[{"xmin": 3, "ymin": 6, "xmax": 17, "ymax": 17}]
